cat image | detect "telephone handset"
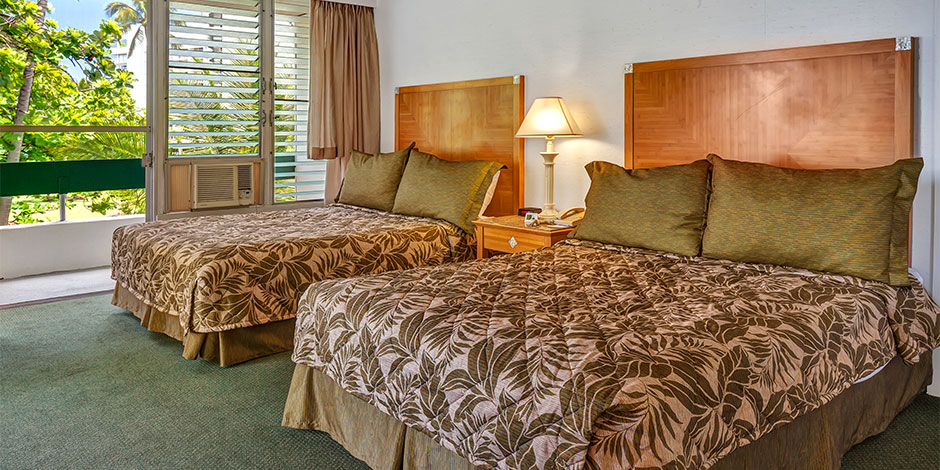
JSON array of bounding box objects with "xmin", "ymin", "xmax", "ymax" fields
[
  {"xmin": 559, "ymin": 207, "xmax": 585, "ymax": 220},
  {"xmin": 553, "ymin": 207, "xmax": 585, "ymax": 227}
]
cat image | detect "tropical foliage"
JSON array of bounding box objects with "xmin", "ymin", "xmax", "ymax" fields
[
  {"xmin": 105, "ymin": 0, "xmax": 145, "ymax": 57},
  {"xmin": 0, "ymin": 0, "xmax": 145, "ymax": 224}
]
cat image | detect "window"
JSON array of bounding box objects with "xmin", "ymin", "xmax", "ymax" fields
[
  {"xmin": 0, "ymin": 0, "xmax": 150, "ymax": 225},
  {"xmin": 273, "ymin": 0, "xmax": 324, "ymax": 202},
  {"xmin": 167, "ymin": 0, "xmax": 261, "ymax": 159},
  {"xmin": 159, "ymin": 0, "xmax": 324, "ymax": 211}
]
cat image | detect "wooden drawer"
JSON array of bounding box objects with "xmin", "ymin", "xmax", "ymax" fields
[
  {"xmin": 482, "ymin": 225, "xmax": 549, "ymax": 254},
  {"xmin": 473, "ymin": 215, "xmax": 574, "ymax": 259}
]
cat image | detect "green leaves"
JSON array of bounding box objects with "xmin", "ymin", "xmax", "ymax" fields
[
  {"xmin": 1, "ymin": 0, "xmax": 138, "ymax": 129},
  {"xmin": 9, "ymin": 193, "xmax": 57, "ymax": 223},
  {"xmin": 105, "ymin": 0, "xmax": 145, "ymax": 33},
  {"xmin": 1, "ymin": 0, "xmax": 146, "ymax": 222}
]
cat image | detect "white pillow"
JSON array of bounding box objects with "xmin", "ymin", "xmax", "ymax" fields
[{"xmin": 477, "ymin": 170, "xmax": 501, "ymax": 217}]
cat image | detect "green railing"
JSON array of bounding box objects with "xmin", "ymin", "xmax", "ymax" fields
[{"xmin": 0, "ymin": 159, "xmax": 145, "ymax": 198}]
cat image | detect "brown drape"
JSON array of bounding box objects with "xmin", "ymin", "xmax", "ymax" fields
[{"xmin": 307, "ymin": 0, "xmax": 380, "ymax": 202}]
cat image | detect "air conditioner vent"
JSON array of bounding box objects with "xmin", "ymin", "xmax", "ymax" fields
[
  {"xmin": 192, "ymin": 163, "xmax": 254, "ymax": 209},
  {"xmin": 237, "ymin": 164, "xmax": 252, "ymax": 191}
]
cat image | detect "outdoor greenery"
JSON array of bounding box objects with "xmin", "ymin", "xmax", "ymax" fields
[
  {"xmin": 0, "ymin": 0, "xmax": 146, "ymax": 225},
  {"xmin": 1, "ymin": 0, "xmax": 317, "ymax": 223},
  {"xmin": 105, "ymin": 0, "xmax": 145, "ymax": 54}
]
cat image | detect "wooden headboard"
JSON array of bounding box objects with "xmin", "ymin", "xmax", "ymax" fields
[
  {"xmin": 395, "ymin": 76, "xmax": 525, "ymax": 216},
  {"xmin": 624, "ymin": 38, "xmax": 914, "ymax": 169}
]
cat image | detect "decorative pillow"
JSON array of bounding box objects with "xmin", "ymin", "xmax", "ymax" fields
[
  {"xmin": 336, "ymin": 142, "xmax": 415, "ymax": 211},
  {"xmin": 570, "ymin": 160, "xmax": 711, "ymax": 256},
  {"xmin": 392, "ymin": 150, "xmax": 503, "ymax": 232},
  {"xmin": 702, "ymin": 154, "xmax": 923, "ymax": 286}
]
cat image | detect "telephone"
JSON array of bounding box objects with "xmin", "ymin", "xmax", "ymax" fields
[{"xmin": 552, "ymin": 207, "xmax": 585, "ymax": 227}]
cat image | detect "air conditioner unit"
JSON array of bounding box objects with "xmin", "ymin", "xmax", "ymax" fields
[{"xmin": 191, "ymin": 163, "xmax": 254, "ymax": 209}]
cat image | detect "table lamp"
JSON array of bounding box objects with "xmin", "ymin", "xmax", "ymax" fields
[{"xmin": 515, "ymin": 97, "xmax": 582, "ymax": 221}]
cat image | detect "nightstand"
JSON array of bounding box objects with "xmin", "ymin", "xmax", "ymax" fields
[{"xmin": 471, "ymin": 215, "xmax": 575, "ymax": 259}]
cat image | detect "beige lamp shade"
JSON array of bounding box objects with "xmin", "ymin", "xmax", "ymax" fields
[{"xmin": 515, "ymin": 97, "xmax": 582, "ymax": 138}]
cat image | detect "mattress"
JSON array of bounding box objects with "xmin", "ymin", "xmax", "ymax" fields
[
  {"xmin": 111, "ymin": 204, "xmax": 473, "ymax": 335},
  {"xmin": 291, "ymin": 240, "xmax": 940, "ymax": 470}
]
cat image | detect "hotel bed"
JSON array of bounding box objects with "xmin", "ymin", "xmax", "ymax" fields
[
  {"xmin": 282, "ymin": 39, "xmax": 940, "ymax": 469},
  {"xmin": 284, "ymin": 240, "xmax": 939, "ymax": 469},
  {"xmin": 112, "ymin": 75, "xmax": 526, "ymax": 366},
  {"xmin": 111, "ymin": 204, "xmax": 475, "ymax": 366}
]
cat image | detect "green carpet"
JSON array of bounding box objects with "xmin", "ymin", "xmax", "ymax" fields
[
  {"xmin": 1, "ymin": 294, "xmax": 937, "ymax": 469},
  {"xmin": 0, "ymin": 294, "xmax": 368, "ymax": 470}
]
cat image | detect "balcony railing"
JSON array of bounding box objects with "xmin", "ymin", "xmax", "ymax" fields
[{"xmin": 0, "ymin": 159, "xmax": 145, "ymax": 222}]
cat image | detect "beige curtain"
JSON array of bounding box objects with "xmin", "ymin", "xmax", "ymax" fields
[{"xmin": 307, "ymin": 0, "xmax": 380, "ymax": 202}]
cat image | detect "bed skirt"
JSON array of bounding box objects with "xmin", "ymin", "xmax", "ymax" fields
[
  {"xmin": 281, "ymin": 353, "xmax": 932, "ymax": 470},
  {"xmin": 112, "ymin": 284, "xmax": 294, "ymax": 367}
]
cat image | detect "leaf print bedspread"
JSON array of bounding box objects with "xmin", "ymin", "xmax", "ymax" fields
[
  {"xmin": 111, "ymin": 204, "xmax": 472, "ymax": 334},
  {"xmin": 292, "ymin": 240, "xmax": 940, "ymax": 470}
]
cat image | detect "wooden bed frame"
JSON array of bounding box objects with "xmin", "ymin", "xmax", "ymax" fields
[
  {"xmin": 624, "ymin": 37, "xmax": 914, "ymax": 170},
  {"xmin": 624, "ymin": 37, "xmax": 916, "ymax": 262},
  {"xmin": 395, "ymin": 76, "xmax": 526, "ymax": 216}
]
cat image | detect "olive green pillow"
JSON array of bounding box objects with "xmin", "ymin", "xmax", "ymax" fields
[
  {"xmin": 570, "ymin": 160, "xmax": 711, "ymax": 256},
  {"xmin": 336, "ymin": 142, "xmax": 415, "ymax": 211},
  {"xmin": 701, "ymin": 154, "xmax": 923, "ymax": 286},
  {"xmin": 392, "ymin": 150, "xmax": 503, "ymax": 232}
]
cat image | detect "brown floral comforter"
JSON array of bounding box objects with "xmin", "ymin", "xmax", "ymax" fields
[
  {"xmin": 292, "ymin": 240, "xmax": 940, "ymax": 470},
  {"xmin": 111, "ymin": 204, "xmax": 472, "ymax": 334}
]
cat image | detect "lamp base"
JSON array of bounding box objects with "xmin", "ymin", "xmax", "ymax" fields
[
  {"xmin": 538, "ymin": 209, "xmax": 559, "ymax": 222},
  {"xmin": 539, "ymin": 149, "xmax": 559, "ymax": 223}
]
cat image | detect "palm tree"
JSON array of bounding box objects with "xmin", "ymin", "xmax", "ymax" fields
[
  {"xmin": 105, "ymin": 0, "xmax": 146, "ymax": 57},
  {"xmin": 0, "ymin": 0, "xmax": 49, "ymax": 225}
]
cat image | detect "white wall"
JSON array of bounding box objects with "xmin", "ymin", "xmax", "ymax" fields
[
  {"xmin": 0, "ymin": 216, "xmax": 143, "ymax": 279},
  {"xmin": 374, "ymin": 0, "xmax": 939, "ymax": 396}
]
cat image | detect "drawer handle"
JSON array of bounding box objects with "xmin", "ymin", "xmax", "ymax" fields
[{"xmin": 508, "ymin": 236, "xmax": 518, "ymax": 249}]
